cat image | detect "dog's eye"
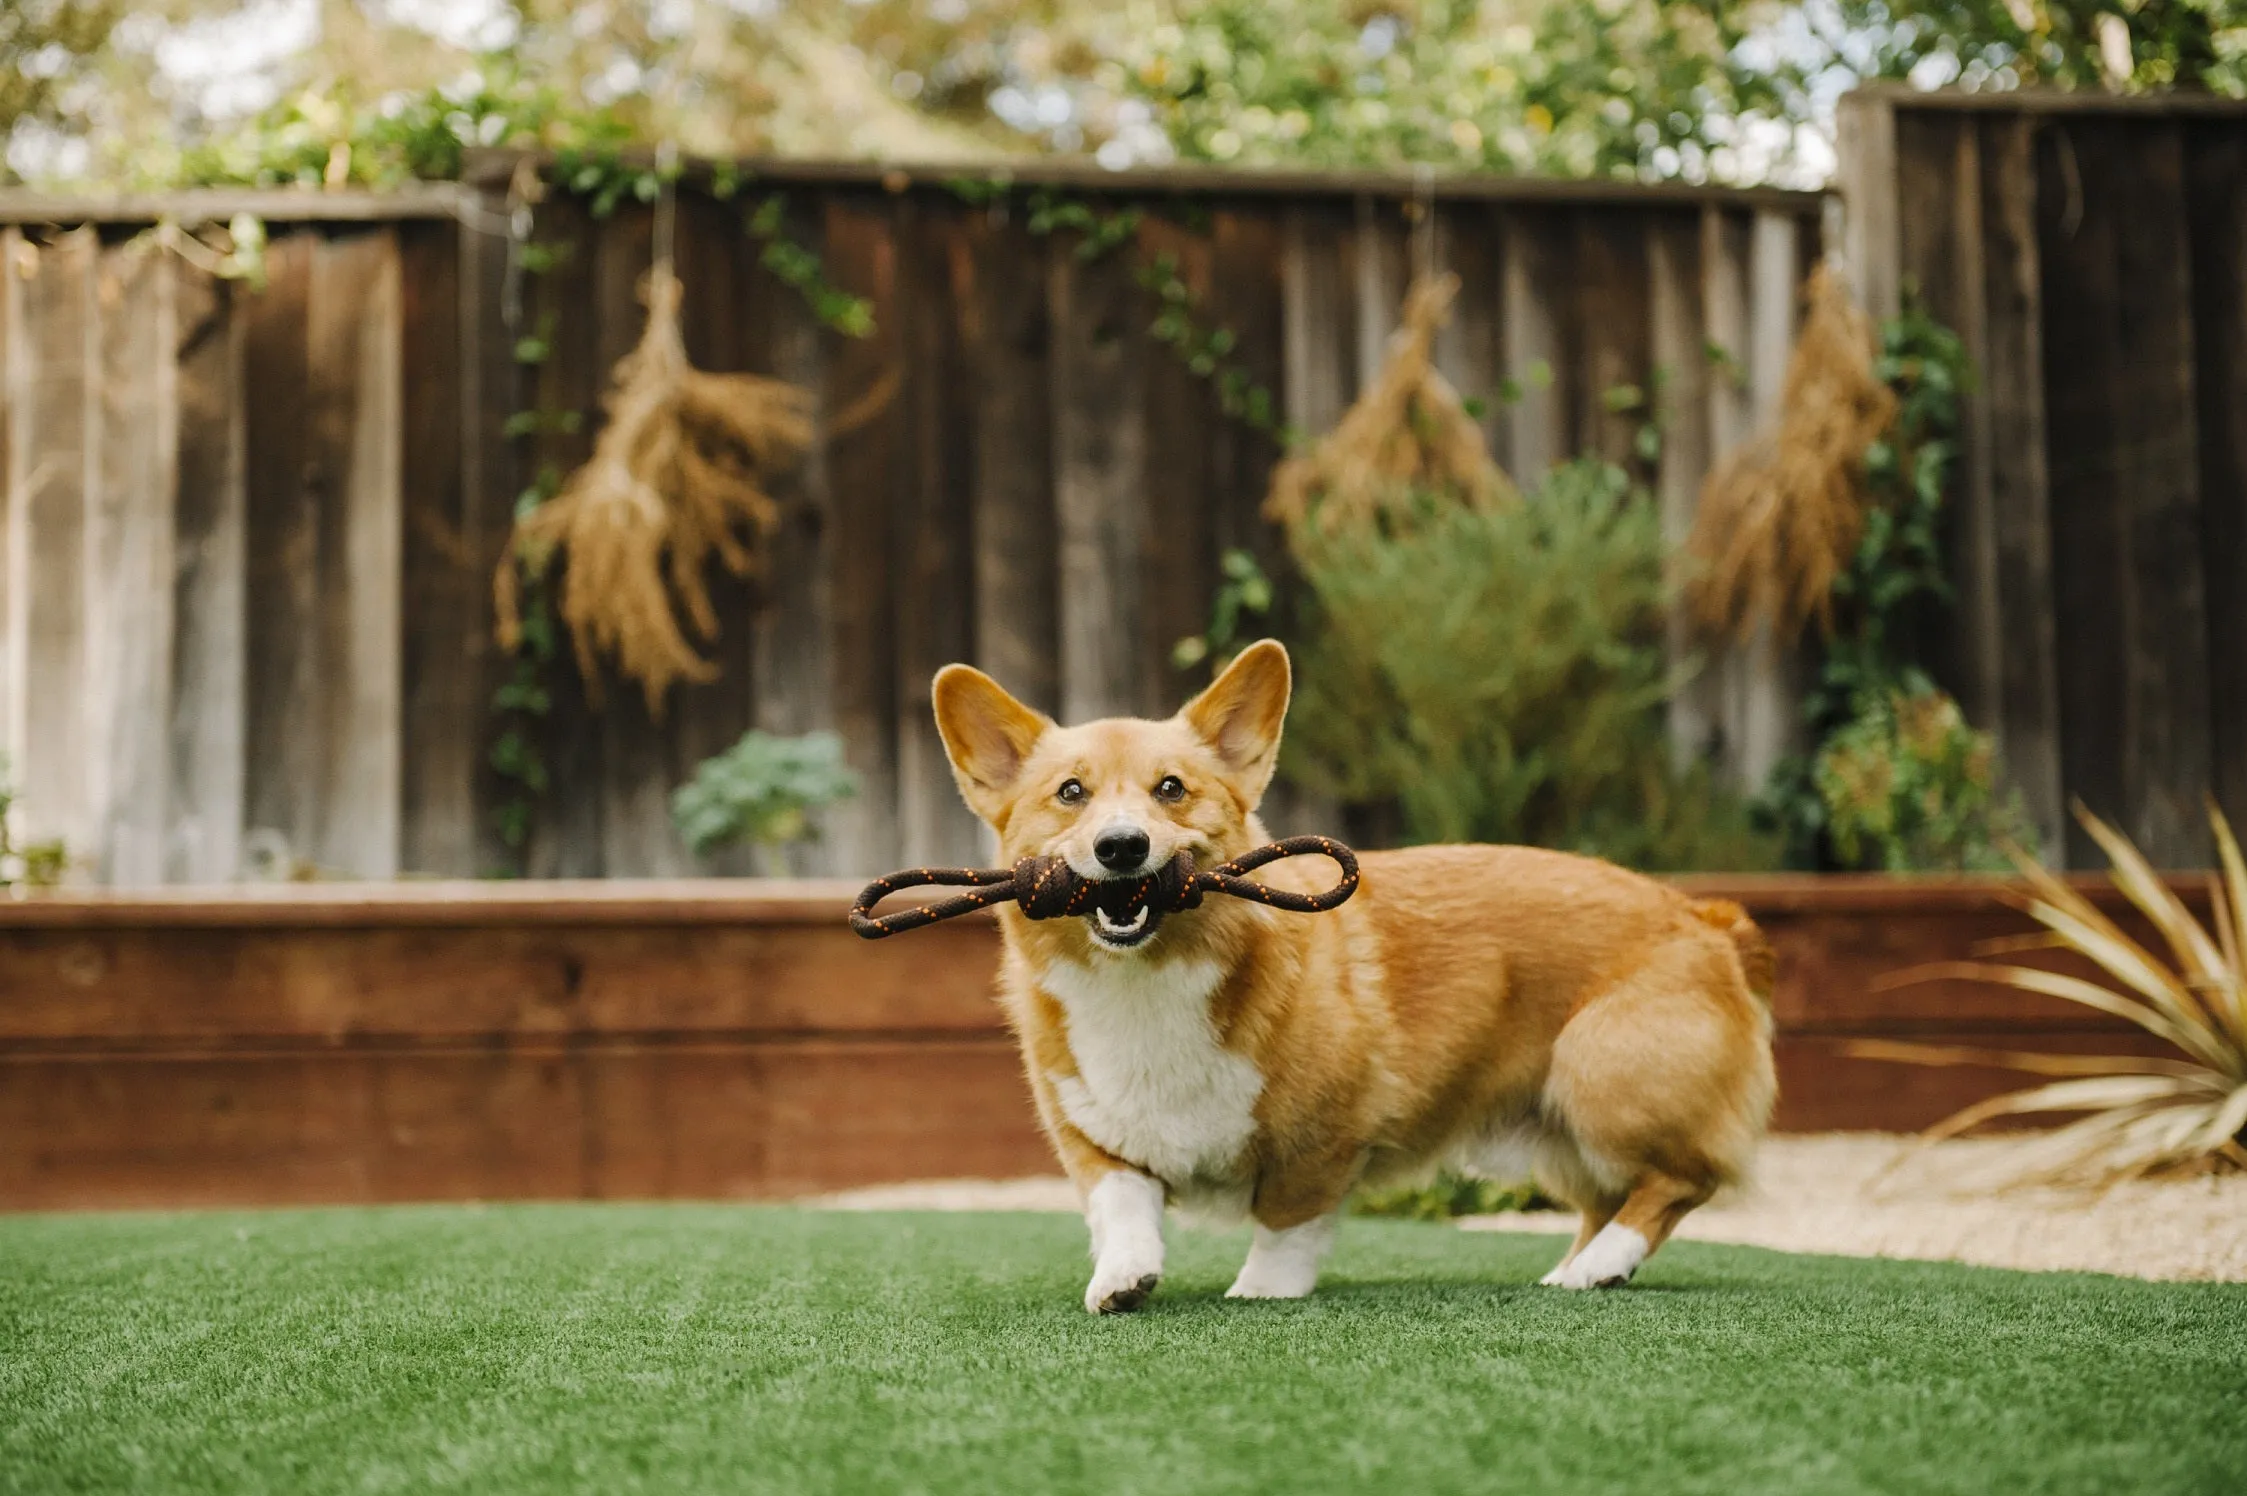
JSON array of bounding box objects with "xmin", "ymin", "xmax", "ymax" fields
[
  {"xmin": 1154, "ymin": 775, "xmax": 1187, "ymax": 804},
  {"xmin": 1056, "ymin": 778, "xmax": 1086, "ymax": 805}
]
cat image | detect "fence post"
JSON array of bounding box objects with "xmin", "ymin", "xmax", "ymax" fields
[{"xmin": 1837, "ymin": 91, "xmax": 1901, "ymax": 322}]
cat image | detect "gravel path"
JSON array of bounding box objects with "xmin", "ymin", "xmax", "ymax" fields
[{"xmin": 809, "ymin": 1134, "xmax": 2247, "ymax": 1283}]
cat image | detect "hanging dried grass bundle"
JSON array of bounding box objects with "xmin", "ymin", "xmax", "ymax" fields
[
  {"xmin": 1684, "ymin": 263, "xmax": 1897, "ymax": 642},
  {"xmin": 494, "ymin": 266, "xmax": 813, "ymax": 712},
  {"xmin": 1264, "ymin": 272, "xmax": 1514, "ymax": 537}
]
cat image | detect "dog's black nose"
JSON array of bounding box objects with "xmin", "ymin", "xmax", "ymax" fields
[{"xmin": 1093, "ymin": 827, "xmax": 1151, "ymax": 873}]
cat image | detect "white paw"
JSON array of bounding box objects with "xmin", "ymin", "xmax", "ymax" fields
[
  {"xmin": 1225, "ymin": 1263, "xmax": 1318, "ymax": 1300},
  {"xmin": 1541, "ymin": 1223, "xmax": 1648, "ymax": 1290},
  {"xmin": 1085, "ymin": 1257, "xmax": 1162, "ymax": 1314},
  {"xmin": 1225, "ymin": 1214, "xmax": 1335, "ymax": 1300},
  {"xmin": 1081, "ymin": 1173, "xmax": 1166, "ymax": 1313}
]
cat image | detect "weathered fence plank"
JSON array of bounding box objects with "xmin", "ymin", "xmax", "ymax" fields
[
  {"xmin": 240, "ymin": 232, "xmax": 317, "ymax": 874},
  {"xmin": 1207, "ymin": 207, "xmax": 1288, "ymax": 575},
  {"xmin": 89, "ymin": 243, "xmax": 177, "ymax": 885},
  {"xmin": 1650, "ymin": 212, "xmax": 1715, "ymax": 772},
  {"xmin": 167, "ymin": 262, "xmax": 246, "ymax": 884},
  {"xmin": 8, "ymin": 230, "xmax": 95, "ymax": 859},
  {"xmin": 0, "ymin": 230, "xmax": 13, "ymax": 781},
  {"xmin": 398, "ymin": 220, "xmax": 474, "ymax": 876},
  {"xmin": 1052, "ymin": 234, "xmax": 1149, "ymax": 725},
  {"xmin": 2110, "ymin": 121, "xmax": 2212, "ymax": 866},
  {"xmin": 1431, "ymin": 202, "xmax": 1506, "ymax": 472},
  {"xmin": 1573, "ymin": 209, "xmax": 1652, "ymax": 467},
  {"xmin": 311, "ymin": 228, "xmax": 403, "ymax": 878},
  {"xmin": 2190, "ymin": 123, "xmax": 2247, "ymax": 828},
  {"xmin": 1500, "ymin": 208, "xmax": 1566, "ymax": 479},
  {"xmin": 820, "ymin": 193, "xmax": 904, "ymax": 875},
  {"xmin": 460, "ymin": 184, "xmax": 524, "ymax": 878},
  {"xmin": 1281, "ymin": 203, "xmax": 1356, "ymax": 449},
  {"xmin": 742, "ymin": 196, "xmax": 840, "ymax": 875},
  {"xmin": 1353, "ymin": 194, "xmax": 1410, "ymax": 387},
  {"xmin": 893, "ymin": 200, "xmax": 981, "ymax": 866},
  {"xmin": 1729, "ymin": 209, "xmax": 1806, "ymax": 796},
  {"xmin": 963, "ymin": 205, "xmax": 1058, "ymax": 721},
  {"xmin": 1976, "ymin": 114, "xmax": 2065, "ymax": 856},
  {"xmin": 1136, "ymin": 215, "xmax": 1219, "ymax": 719},
  {"xmin": 2038, "ymin": 120, "xmax": 2131, "ymax": 869},
  {"xmin": 522, "ymin": 196, "xmax": 606, "ymax": 879}
]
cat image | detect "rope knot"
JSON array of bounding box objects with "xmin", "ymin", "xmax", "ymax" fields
[{"xmin": 1012, "ymin": 855, "xmax": 1085, "ymax": 920}]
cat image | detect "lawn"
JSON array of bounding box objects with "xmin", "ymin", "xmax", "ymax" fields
[{"xmin": 3, "ymin": 1206, "xmax": 2243, "ymax": 1495}]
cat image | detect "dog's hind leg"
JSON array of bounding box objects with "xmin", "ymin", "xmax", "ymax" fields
[
  {"xmin": 1536, "ymin": 1194, "xmax": 1625, "ymax": 1286},
  {"xmin": 1542, "ymin": 1171, "xmax": 1712, "ymax": 1289},
  {"xmin": 1527, "ymin": 1138, "xmax": 1628, "ymax": 1286},
  {"xmin": 1534, "ymin": 935, "xmax": 1770, "ymax": 1290}
]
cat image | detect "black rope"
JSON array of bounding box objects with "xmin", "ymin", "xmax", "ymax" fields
[{"xmin": 849, "ymin": 835, "xmax": 1361, "ymax": 940}]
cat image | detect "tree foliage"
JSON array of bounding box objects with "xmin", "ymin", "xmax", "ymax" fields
[
  {"xmin": 1, "ymin": 1, "xmax": 119, "ymax": 135},
  {"xmin": 1119, "ymin": 0, "xmax": 1815, "ymax": 180},
  {"xmin": 11, "ymin": 2, "xmax": 2246, "ymax": 189},
  {"xmin": 1831, "ymin": 0, "xmax": 2246, "ymax": 94}
]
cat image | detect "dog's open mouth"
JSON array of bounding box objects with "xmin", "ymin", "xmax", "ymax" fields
[{"xmin": 1085, "ymin": 882, "xmax": 1165, "ymax": 951}]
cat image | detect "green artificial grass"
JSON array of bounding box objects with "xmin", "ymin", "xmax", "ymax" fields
[{"xmin": 4, "ymin": 1207, "xmax": 2243, "ymax": 1495}]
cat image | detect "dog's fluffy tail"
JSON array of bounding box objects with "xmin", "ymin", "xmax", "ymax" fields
[{"xmin": 1692, "ymin": 898, "xmax": 1774, "ymax": 1003}]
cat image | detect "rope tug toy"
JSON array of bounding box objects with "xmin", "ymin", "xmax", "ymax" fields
[{"xmin": 849, "ymin": 835, "xmax": 1361, "ymax": 940}]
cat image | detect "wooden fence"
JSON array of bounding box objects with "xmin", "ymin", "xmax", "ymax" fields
[
  {"xmin": 7, "ymin": 89, "xmax": 2244, "ymax": 885},
  {"xmin": 0, "ymin": 165, "xmax": 1822, "ymax": 883},
  {"xmin": 1840, "ymin": 86, "xmax": 2247, "ymax": 869}
]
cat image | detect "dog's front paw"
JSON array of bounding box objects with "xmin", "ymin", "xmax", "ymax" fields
[{"xmin": 1085, "ymin": 1260, "xmax": 1162, "ymax": 1314}]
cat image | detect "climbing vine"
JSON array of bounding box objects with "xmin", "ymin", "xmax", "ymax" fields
[
  {"xmin": 486, "ymin": 160, "xmax": 875, "ymax": 867},
  {"xmin": 945, "ymin": 173, "xmax": 1296, "ymax": 452}
]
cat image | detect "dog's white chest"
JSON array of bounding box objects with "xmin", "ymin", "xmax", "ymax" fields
[{"xmin": 1040, "ymin": 957, "xmax": 1263, "ymax": 1185}]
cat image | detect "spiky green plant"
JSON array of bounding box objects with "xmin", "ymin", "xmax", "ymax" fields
[{"xmin": 1856, "ymin": 803, "xmax": 2247, "ymax": 1186}]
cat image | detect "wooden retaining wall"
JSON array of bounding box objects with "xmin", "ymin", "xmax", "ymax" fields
[
  {"xmin": 0, "ymin": 167, "xmax": 1822, "ymax": 884},
  {"xmin": 1839, "ymin": 86, "xmax": 2247, "ymax": 869},
  {"xmin": 0, "ymin": 876, "xmax": 2182, "ymax": 1209}
]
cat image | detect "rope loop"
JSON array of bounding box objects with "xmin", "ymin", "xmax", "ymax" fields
[{"xmin": 849, "ymin": 835, "xmax": 1360, "ymax": 940}]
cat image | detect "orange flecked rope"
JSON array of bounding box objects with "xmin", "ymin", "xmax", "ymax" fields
[{"xmin": 848, "ymin": 835, "xmax": 1361, "ymax": 940}]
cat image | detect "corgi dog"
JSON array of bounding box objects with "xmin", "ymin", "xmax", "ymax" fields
[{"xmin": 931, "ymin": 639, "xmax": 1775, "ymax": 1313}]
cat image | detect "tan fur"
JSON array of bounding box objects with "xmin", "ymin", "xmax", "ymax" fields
[{"xmin": 932, "ymin": 640, "xmax": 1776, "ymax": 1308}]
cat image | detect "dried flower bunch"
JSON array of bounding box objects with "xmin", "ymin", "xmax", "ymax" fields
[
  {"xmin": 1264, "ymin": 271, "xmax": 1514, "ymax": 536},
  {"xmin": 1685, "ymin": 263, "xmax": 1897, "ymax": 641},
  {"xmin": 495, "ymin": 265, "xmax": 813, "ymax": 712}
]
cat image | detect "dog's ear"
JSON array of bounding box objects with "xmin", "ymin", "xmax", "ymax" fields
[
  {"xmin": 932, "ymin": 665, "xmax": 1054, "ymax": 822},
  {"xmin": 1181, "ymin": 639, "xmax": 1291, "ymax": 804}
]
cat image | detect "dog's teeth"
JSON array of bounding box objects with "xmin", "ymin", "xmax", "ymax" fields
[{"xmin": 1094, "ymin": 905, "xmax": 1150, "ymax": 936}]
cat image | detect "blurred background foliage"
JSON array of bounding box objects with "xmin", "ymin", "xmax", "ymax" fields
[{"xmin": 6, "ymin": 1, "xmax": 2243, "ymax": 188}]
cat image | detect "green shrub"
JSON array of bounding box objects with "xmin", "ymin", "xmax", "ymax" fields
[
  {"xmin": 671, "ymin": 730, "xmax": 858, "ymax": 856},
  {"xmin": 1811, "ymin": 684, "xmax": 2030, "ymax": 872},
  {"xmin": 1351, "ymin": 1173, "xmax": 1554, "ymax": 1221},
  {"xmin": 1281, "ymin": 459, "xmax": 1778, "ymax": 871},
  {"xmin": 0, "ymin": 753, "xmax": 66, "ymax": 888}
]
